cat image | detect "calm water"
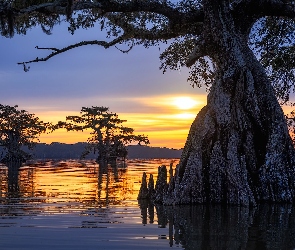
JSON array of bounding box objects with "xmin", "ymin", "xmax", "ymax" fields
[{"xmin": 0, "ymin": 159, "xmax": 295, "ymax": 250}]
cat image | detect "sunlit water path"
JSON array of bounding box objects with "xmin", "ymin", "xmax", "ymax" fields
[
  {"xmin": 0, "ymin": 159, "xmax": 180, "ymax": 249},
  {"xmin": 0, "ymin": 159, "xmax": 295, "ymax": 249}
]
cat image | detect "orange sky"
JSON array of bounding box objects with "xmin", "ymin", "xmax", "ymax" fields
[
  {"xmin": 36, "ymin": 95, "xmax": 295, "ymax": 149},
  {"xmin": 38, "ymin": 94, "xmax": 208, "ymax": 149}
]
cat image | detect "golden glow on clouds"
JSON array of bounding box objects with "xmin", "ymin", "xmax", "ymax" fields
[
  {"xmin": 138, "ymin": 94, "xmax": 205, "ymax": 111},
  {"xmin": 173, "ymin": 96, "xmax": 198, "ymax": 110},
  {"xmin": 36, "ymin": 94, "xmax": 207, "ymax": 149},
  {"xmin": 37, "ymin": 110, "xmax": 91, "ymax": 144},
  {"xmin": 34, "ymin": 95, "xmax": 295, "ymax": 149},
  {"xmin": 175, "ymin": 113, "xmax": 196, "ymax": 119}
]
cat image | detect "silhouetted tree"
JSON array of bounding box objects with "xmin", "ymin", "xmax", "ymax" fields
[
  {"xmin": 0, "ymin": 104, "xmax": 49, "ymax": 172},
  {"xmin": 1, "ymin": 1, "xmax": 295, "ymax": 205},
  {"xmin": 0, "ymin": 104, "xmax": 49, "ymax": 164},
  {"xmin": 58, "ymin": 106, "xmax": 149, "ymax": 166}
]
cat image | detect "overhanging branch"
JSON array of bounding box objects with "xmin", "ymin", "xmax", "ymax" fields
[
  {"xmin": 1, "ymin": 0, "xmax": 204, "ymax": 23},
  {"xmin": 1, "ymin": 0, "xmax": 204, "ymax": 36},
  {"xmin": 105, "ymin": 11, "xmax": 203, "ymax": 41},
  {"xmin": 232, "ymin": 0, "xmax": 295, "ymax": 19},
  {"xmin": 17, "ymin": 35, "xmax": 126, "ymax": 71}
]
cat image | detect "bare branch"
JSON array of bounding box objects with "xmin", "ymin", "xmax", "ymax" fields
[
  {"xmin": 35, "ymin": 46, "xmax": 59, "ymax": 52},
  {"xmin": 115, "ymin": 42, "xmax": 134, "ymax": 54},
  {"xmin": 17, "ymin": 35, "xmax": 126, "ymax": 69}
]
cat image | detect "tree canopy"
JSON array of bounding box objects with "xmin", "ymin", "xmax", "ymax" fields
[
  {"xmin": 57, "ymin": 106, "xmax": 149, "ymax": 163},
  {"xmin": 1, "ymin": 0, "xmax": 294, "ymax": 103},
  {"xmin": 0, "ymin": 104, "xmax": 49, "ymax": 164}
]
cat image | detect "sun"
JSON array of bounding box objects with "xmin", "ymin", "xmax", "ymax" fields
[{"xmin": 173, "ymin": 97, "xmax": 197, "ymax": 110}]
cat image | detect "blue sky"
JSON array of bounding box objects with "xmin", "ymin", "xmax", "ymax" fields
[{"xmin": 0, "ymin": 22, "xmax": 207, "ymax": 148}]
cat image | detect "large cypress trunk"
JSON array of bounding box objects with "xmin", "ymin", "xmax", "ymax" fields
[{"xmin": 164, "ymin": 1, "xmax": 295, "ymax": 206}]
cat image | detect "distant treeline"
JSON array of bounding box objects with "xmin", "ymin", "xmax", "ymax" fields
[{"xmin": 7, "ymin": 143, "xmax": 182, "ymax": 160}]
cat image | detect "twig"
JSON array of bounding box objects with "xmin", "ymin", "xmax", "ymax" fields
[{"xmin": 17, "ymin": 35, "xmax": 126, "ymax": 71}]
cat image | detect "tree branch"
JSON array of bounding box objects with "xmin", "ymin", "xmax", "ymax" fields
[
  {"xmin": 1, "ymin": 0, "xmax": 204, "ymax": 35},
  {"xmin": 92, "ymin": 0, "xmax": 204, "ymax": 24},
  {"xmin": 99, "ymin": 0, "xmax": 204, "ymax": 37},
  {"xmin": 17, "ymin": 35, "xmax": 126, "ymax": 70},
  {"xmin": 2, "ymin": 1, "xmax": 205, "ymax": 73},
  {"xmin": 105, "ymin": 10, "xmax": 203, "ymax": 40},
  {"xmin": 1, "ymin": 0, "xmax": 204, "ymax": 23},
  {"xmin": 105, "ymin": 15, "xmax": 183, "ymax": 42},
  {"xmin": 232, "ymin": 0, "xmax": 295, "ymax": 19},
  {"xmin": 186, "ymin": 34, "xmax": 207, "ymax": 67}
]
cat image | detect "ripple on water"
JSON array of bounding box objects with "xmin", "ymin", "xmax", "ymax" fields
[
  {"xmin": 0, "ymin": 159, "xmax": 179, "ymax": 229},
  {"xmin": 1, "ymin": 159, "xmax": 294, "ymax": 250}
]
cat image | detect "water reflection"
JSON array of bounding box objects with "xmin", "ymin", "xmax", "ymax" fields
[
  {"xmin": 138, "ymin": 200, "xmax": 295, "ymax": 249},
  {"xmin": 1, "ymin": 159, "xmax": 294, "ymax": 249},
  {"xmin": 138, "ymin": 199, "xmax": 155, "ymax": 225},
  {"xmin": 0, "ymin": 160, "xmax": 132, "ymax": 206},
  {"xmin": 0, "ymin": 159, "xmax": 176, "ymax": 223},
  {"xmin": 97, "ymin": 161, "xmax": 129, "ymax": 206}
]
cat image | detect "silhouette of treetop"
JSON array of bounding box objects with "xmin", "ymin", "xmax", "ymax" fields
[
  {"xmin": 0, "ymin": 104, "xmax": 50, "ymax": 163},
  {"xmin": 57, "ymin": 106, "xmax": 149, "ymax": 163}
]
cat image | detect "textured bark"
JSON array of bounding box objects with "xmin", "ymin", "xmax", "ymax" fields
[
  {"xmin": 163, "ymin": 1, "xmax": 295, "ymax": 206},
  {"xmin": 154, "ymin": 165, "xmax": 169, "ymax": 203}
]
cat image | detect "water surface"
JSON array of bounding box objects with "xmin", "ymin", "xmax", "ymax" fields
[{"xmin": 0, "ymin": 159, "xmax": 295, "ymax": 249}]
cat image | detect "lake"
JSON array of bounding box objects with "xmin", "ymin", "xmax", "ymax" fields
[{"xmin": 0, "ymin": 159, "xmax": 295, "ymax": 250}]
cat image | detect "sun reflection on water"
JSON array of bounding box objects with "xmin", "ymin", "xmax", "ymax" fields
[{"xmin": 0, "ymin": 159, "xmax": 179, "ymax": 216}]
